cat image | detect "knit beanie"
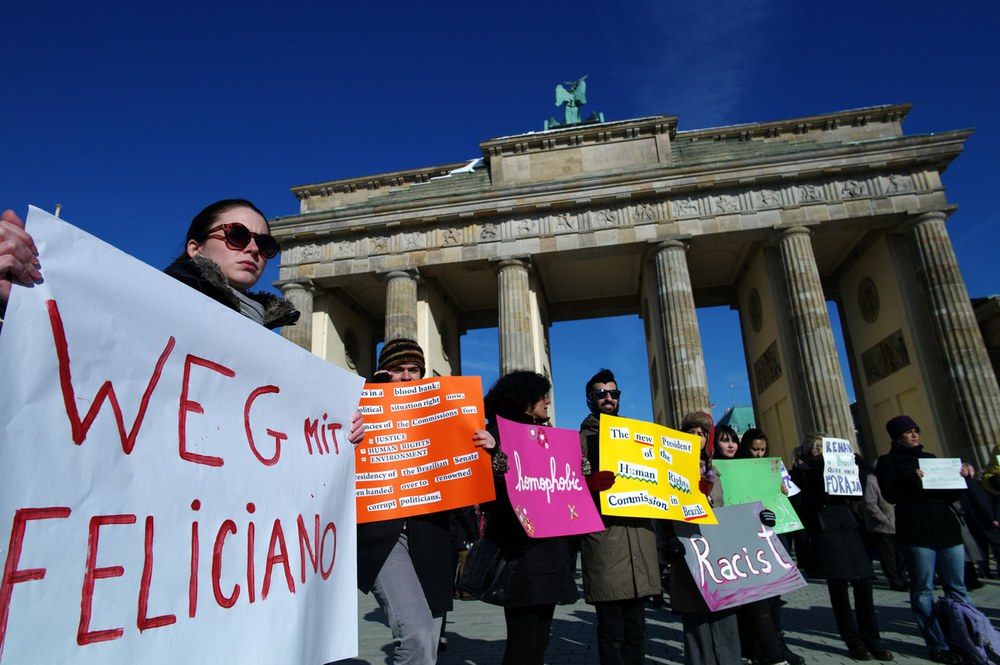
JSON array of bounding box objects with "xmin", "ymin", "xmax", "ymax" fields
[
  {"xmin": 377, "ymin": 338, "xmax": 425, "ymax": 377},
  {"xmin": 885, "ymin": 415, "xmax": 919, "ymax": 442}
]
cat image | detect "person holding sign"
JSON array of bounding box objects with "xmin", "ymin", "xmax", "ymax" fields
[
  {"xmin": 0, "ymin": 209, "xmax": 41, "ymax": 320},
  {"xmin": 790, "ymin": 433, "xmax": 892, "ymax": 661},
  {"xmin": 578, "ymin": 369, "xmax": 660, "ymax": 665},
  {"xmin": 357, "ymin": 339, "xmax": 496, "ymax": 665},
  {"xmin": 877, "ymin": 416, "xmax": 974, "ymax": 665},
  {"xmin": 482, "ymin": 371, "xmax": 578, "ymax": 665}
]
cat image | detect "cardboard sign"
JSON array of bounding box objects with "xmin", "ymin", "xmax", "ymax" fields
[
  {"xmin": 495, "ymin": 417, "xmax": 604, "ymax": 538},
  {"xmin": 674, "ymin": 503, "xmax": 806, "ymax": 611},
  {"xmin": 714, "ymin": 458, "xmax": 803, "ymax": 534},
  {"xmin": 0, "ymin": 208, "xmax": 363, "ymax": 664},
  {"xmin": 780, "ymin": 460, "xmax": 801, "ymax": 497},
  {"xmin": 355, "ymin": 376, "xmax": 494, "ymax": 522},
  {"xmin": 822, "ymin": 437, "xmax": 862, "ymax": 496},
  {"xmin": 919, "ymin": 458, "xmax": 966, "ymax": 490},
  {"xmin": 597, "ymin": 414, "xmax": 716, "ymax": 524}
]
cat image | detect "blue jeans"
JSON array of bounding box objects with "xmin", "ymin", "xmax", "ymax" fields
[
  {"xmin": 900, "ymin": 543, "xmax": 973, "ymax": 651},
  {"xmin": 372, "ymin": 533, "xmax": 443, "ymax": 665}
]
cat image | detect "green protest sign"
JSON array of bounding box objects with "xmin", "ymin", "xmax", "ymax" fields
[{"xmin": 714, "ymin": 458, "xmax": 803, "ymax": 534}]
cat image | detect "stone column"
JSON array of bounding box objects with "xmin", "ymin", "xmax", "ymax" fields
[
  {"xmin": 496, "ymin": 258, "xmax": 534, "ymax": 375},
  {"xmin": 907, "ymin": 211, "xmax": 1000, "ymax": 465},
  {"xmin": 383, "ymin": 269, "xmax": 419, "ymax": 342},
  {"xmin": 777, "ymin": 227, "xmax": 856, "ymax": 443},
  {"xmin": 651, "ymin": 241, "xmax": 710, "ymax": 423},
  {"xmin": 280, "ymin": 280, "xmax": 314, "ymax": 351}
]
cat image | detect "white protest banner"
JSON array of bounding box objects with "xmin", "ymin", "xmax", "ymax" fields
[
  {"xmin": 0, "ymin": 208, "xmax": 364, "ymax": 664},
  {"xmin": 919, "ymin": 458, "xmax": 966, "ymax": 490},
  {"xmin": 822, "ymin": 437, "xmax": 862, "ymax": 496},
  {"xmin": 780, "ymin": 460, "xmax": 800, "ymax": 498}
]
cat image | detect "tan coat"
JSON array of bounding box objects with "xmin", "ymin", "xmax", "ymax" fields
[{"xmin": 579, "ymin": 414, "xmax": 661, "ymax": 603}]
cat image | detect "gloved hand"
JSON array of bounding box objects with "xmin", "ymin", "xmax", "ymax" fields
[
  {"xmin": 661, "ymin": 534, "xmax": 686, "ymax": 560},
  {"xmin": 586, "ymin": 470, "xmax": 616, "ymax": 492},
  {"xmin": 759, "ymin": 509, "xmax": 776, "ymax": 527}
]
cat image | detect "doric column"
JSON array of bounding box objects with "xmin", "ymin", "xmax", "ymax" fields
[
  {"xmin": 383, "ymin": 269, "xmax": 419, "ymax": 342},
  {"xmin": 651, "ymin": 241, "xmax": 710, "ymax": 423},
  {"xmin": 280, "ymin": 280, "xmax": 314, "ymax": 351},
  {"xmin": 777, "ymin": 227, "xmax": 856, "ymax": 443},
  {"xmin": 907, "ymin": 212, "xmax": 1000, "ymax": 465},
  {"xmin": 496, "ymin": 258, "xmax": 534, "ymax": 375}
]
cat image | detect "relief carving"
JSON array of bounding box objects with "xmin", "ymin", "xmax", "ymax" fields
[
  {"xmin": 841, "ymin": 179, "xmax": 867, "ymax": 198},
  {"xmin": 634, "ymin": 203, "xmax": 658, "ymax": 224},
  {"xmin": 593, "ymin": 208, "xmax": 619, "ymax": 227},
  {"xmin": 442, "ymin": 228, "xmax": 462, "ymax": 245},
  {"xmin": 300, "ymin": 243, "xmax": 321, "ymax": 262},
  {"xmin": 515, "ymin": 218, "xmax": 537, "ymax": 236},
  {"xmin": 672, "ymin": 198, "xmax": 700, "ymax": 217},
  {"xmin": 371, "ymin": 236, "xmax": 388, "ymax": 254},
  {"xmin": 885, "ymin": 174, "xmax": 913, "ymax": 193},
  {"xmin": 861, "ymin": 330, "xmax": 910, "ymax": 386},
  {"xmin": 715, "ymin": 194, "xmax": 740, "ymax": 214},
  {"xmin": 758, "ymin": 189, "xmax": 782, "ymax": 207},
  {"xmin": 798, "ymin": 184, "xmax": 823, "ymax": 202},
  {"xmin": 554, "ymin": 212, "xmax": 577, "ymax": 232},
  {"xmin": 753, "ymin": 341, "xmax": 782, "ymax": 394},
  {"xmin": 480, "ymin": 223, "xmax": 498, "ymax": 241}
]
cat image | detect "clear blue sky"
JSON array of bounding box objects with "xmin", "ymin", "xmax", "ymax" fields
[{"xmin": 4, "ymin": 1, "xmax": 997, "ymax": 430}]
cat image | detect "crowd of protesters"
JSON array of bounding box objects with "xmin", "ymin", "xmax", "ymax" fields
[{"xmin": 2, "ymin": 206, "xmax": 998, "ymax": 665}]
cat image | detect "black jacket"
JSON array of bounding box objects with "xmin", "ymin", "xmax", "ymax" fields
[{"xmin": 876, "ymin": 442, "xmax": 964, "ymax": 548}]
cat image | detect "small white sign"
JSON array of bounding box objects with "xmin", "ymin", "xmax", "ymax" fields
[{"xmin": 919, "ymin": 458, "xmax": 966, "ymax": 490}]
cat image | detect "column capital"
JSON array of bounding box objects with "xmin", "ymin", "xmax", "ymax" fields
[
  {"xmin": 651, "ymin": 239, "xmax": 689, "ymax": 254},
  {"xmin": 494, "ymin": 257, "xmax": 531, "ymax": 274},
  {"xmin": 278, "ymin": 279, "xmax": 315, "ymax": 295},
  {"xmin": 775, "ymin": 225, "xmax": 812, "ymax": 242},
  {"xmin": 382, "ymin": 268, "xmax": 421, "ymax": 283}
]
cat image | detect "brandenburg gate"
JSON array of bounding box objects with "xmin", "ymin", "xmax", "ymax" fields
[{"xmin": 270, "ymin": 104, "xmax": 1000, "ymax": 466}]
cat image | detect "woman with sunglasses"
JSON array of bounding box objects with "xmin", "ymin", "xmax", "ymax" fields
[{"xmin": 0, "ymin": 201, "xmax": 364, "ymax": 439}]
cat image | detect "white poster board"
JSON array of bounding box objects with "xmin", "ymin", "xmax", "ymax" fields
[
  {"xmin": 0, "ymin": 208, "xmax": 363, "ymax": 664},
  {"xmin": 919, "ymin": 458, "xmax": 966, "ymax": 490},
  {"xmin": 822, "ymin": 437, "xmax": 862, "ymax": 496}
]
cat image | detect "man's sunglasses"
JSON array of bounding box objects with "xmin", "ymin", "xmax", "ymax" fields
[
  {"xmin": 205, "ymin": 223, "xmax": 281, "ymax": 259},
  {"xmin": 591, "ymin": 389, "xmax": 621, "ymax": 399}
]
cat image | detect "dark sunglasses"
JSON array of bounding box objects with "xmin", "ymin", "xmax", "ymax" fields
[
  {"xmin": 591, "ymin": 389, "xmax": 621, "ymax": 399},
  {"xmin": 205, "ymin": 223, "xmax": 281, "ymax": 259}
]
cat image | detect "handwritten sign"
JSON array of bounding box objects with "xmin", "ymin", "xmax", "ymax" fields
[
  {"xmin": 780, "ymin": 460, "xmax": 800, "ymax": 497},
  {"xmin": 714, "ymin": 458, "xmax": 803, "ymax": 533},
  {"xmin": 496, "ymin": 417, "xmax": 603, "ymax": 538},
  {"xmin": 355, "ymin": 376, "xmax": 494, "ymax": 522},
  {"xmin": 673, "ymin": 503, "xmax": 806, "ymax": 611},
  {"xmin": 0, "ymin": 208, "xmax": 363, "ymax": 664},
  {"xmin": 919, "ymin": 458, "xmax": 966, "ymax": 490},
  {"xmin": 822, "ymin": 437, "xmax": 861, "ymax": 496},
  {"xmin": 597, "ymin": 414, "xmax": 716, "ymax": 524}
]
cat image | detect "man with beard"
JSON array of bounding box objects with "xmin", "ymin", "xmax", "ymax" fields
[{"xmin": 578, "ymin": 369, "xmax": 660, "ymax": 665}]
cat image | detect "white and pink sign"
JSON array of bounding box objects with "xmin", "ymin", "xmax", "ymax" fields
[{"xmin": 496, "ymin": 417, "xmax": 604, "ymax": 538}]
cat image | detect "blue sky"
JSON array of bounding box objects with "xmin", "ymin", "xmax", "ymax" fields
[{"xmin": 3, "ymin": 1, "xmax": 997, "ymax": 430}]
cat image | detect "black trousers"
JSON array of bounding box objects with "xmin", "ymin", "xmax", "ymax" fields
[
  {"xmin": 594, "ymin": 598, "xmax": 647, "ymax": 665},
  {"xmin": 827, "ymin": 578, "xmax": 882, "ymax": 651},
  {"xmin": 502, "ymin": 604, "xmax": 555, "ymax": 665},
  {"xmin": 737, "ymin": 598, "xmax": 786, "ymax": 663},
  {"xmin": 871, "ymin": 532, "xmax": 908, "ymax": 588}
]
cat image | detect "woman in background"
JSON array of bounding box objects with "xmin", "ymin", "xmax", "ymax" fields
[
  {"xmin": 482, "ymin": 371, "xmax": 578, "ymax": 665},
  {"xmin": 791, "ymin": 432, "xmax": 892, "ymax": 661}
]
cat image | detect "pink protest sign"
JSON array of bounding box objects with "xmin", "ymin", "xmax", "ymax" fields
[{"xmin": 496, "ymin": 416, "xmax": 604, "ymax": 538}]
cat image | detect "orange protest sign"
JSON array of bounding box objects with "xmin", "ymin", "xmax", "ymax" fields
[{"xmin": 355, "ymin": 376, "xmax": 495, "ymax": 523}]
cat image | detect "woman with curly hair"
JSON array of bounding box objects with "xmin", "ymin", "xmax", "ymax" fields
[{"xmin": 481, "ymin": 370, "xmax": 578, "ymax": 665}]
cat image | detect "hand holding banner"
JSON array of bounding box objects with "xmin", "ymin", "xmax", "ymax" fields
[
  {"xmin": 0, "ymin": 208, "xmax": 363, "ymax": 664},
  {"xmin": 597, "ymin": 414, "xmax": 715, "ymax": 524},
  {"xmin": 496, "ymin": 417, "xmax": 604, "ymax": 538},
  {"xmin": 714, "ymin": 458, "xmax": 803, "ymax": 533},
  {"xmin": 355, "ymin": 376, "xmax": 495, "ymax": 522},
  {"xmin": 919, "ymin": 458, "xmax": 966, "ymax": 490}
]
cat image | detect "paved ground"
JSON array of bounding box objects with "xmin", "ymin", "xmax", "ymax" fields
[{"xmin": 335, "ymin": 565, "xmax": 1000, "ymax": 665}]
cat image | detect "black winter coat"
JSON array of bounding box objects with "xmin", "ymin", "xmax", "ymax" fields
[
  {"xmin": 876, "ymin": 443, "xmax": 964, "ymax": 548},
  {"xmin": 790, "ymin": 454, "xmax": 873, "ymax": 580},
  {"xmin": 482, "ymin": 421, "xmax": 578, "ymax": 608}
]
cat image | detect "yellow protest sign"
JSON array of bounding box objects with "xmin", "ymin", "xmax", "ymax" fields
[{"xmin": 597, "ymin": 414, "xmax": 716, "ymax": 524}]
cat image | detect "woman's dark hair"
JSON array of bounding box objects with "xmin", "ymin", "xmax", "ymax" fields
[
  {"xmin": 714, "ymin": 424, "xmax": 738, "ymax": 448},
  {"xmin": 736, "ymin": 427, "xmax": 768, "ymax": 459},
  {"xmin": 173, "ymin": 198, "xmax": 268, "ymax": 263},
  {"xmin": 484, "ymin": 371, "xmax": 551, "ymax": 425}
]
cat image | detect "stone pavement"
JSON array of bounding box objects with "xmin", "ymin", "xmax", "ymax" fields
[{"xmin": 336, "ymin": 568, "xmax": 1000, "ymax": 665}]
